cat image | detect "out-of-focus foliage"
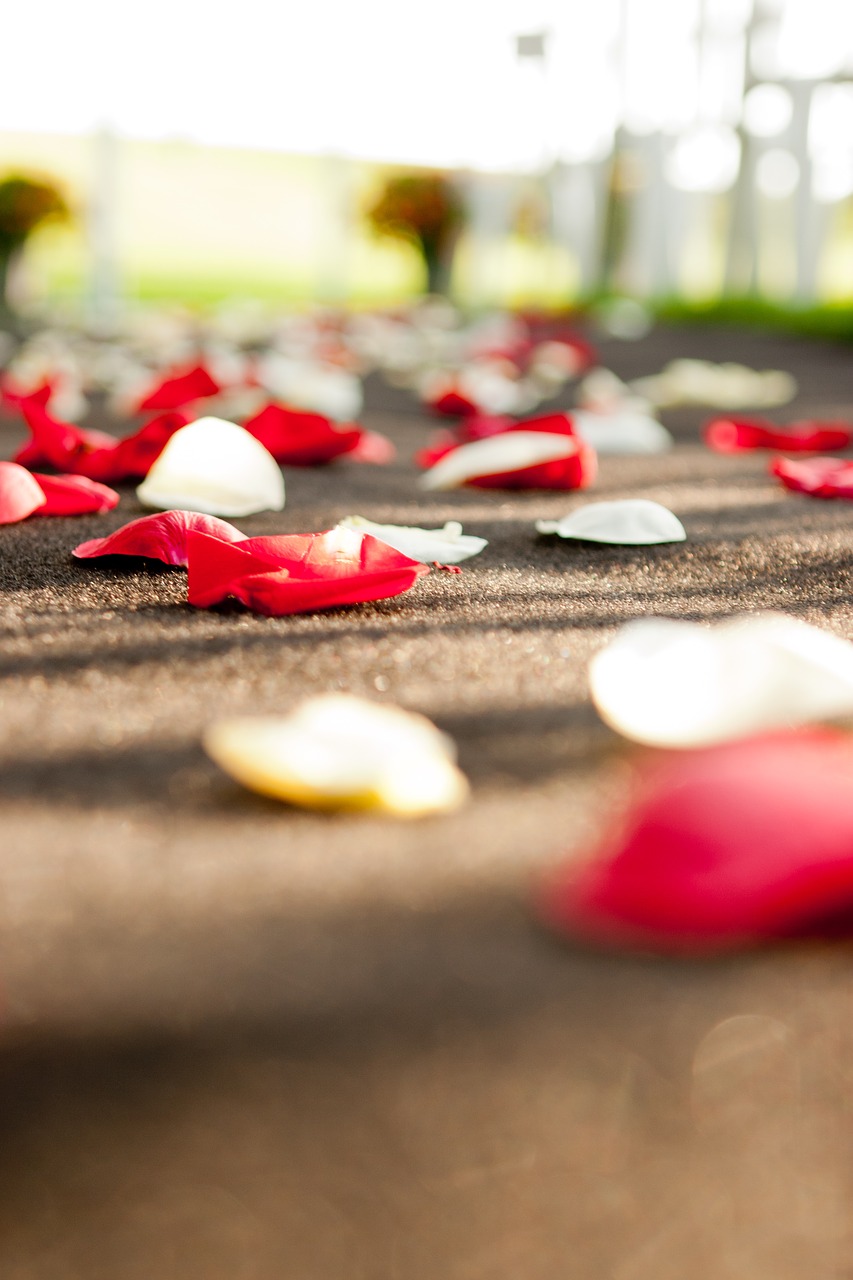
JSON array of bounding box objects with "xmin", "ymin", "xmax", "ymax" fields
[
  {"xmin": 0, "ymin": 174, "xmax": 68, "ymax": 255},
  {"xmin": 367, "ymin": 171, "xmax": 465, "ymax": 263}
]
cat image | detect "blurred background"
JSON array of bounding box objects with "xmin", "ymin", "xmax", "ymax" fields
[{"xmin": 3, "ymin": 0, "xmax": 853, "ymax": 328}]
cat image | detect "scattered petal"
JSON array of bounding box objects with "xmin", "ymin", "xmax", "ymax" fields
[
  {"xmin": 338, "ymin": 515, "xmax": 487, "ymax": 563},
  {"xmin": 186, "ymin": 526, "xmax": 429, "ymax": 616},
  {"xmin": 536, "ymin": 499, "xmax": 685, "ymax": 545},
  {"xmin": 203, "ymin": 694, "xmax": 468, "ymax": 816},
  {"xmin": 0, "ymin": 462, "xmax": 46, "ymax": 523},
  {"xmin": 137, "ymin": 416, "xmax": 285, "ymax": 517},
  {"xmin": 771, "ymin": 455, "xmax": 853, "ymax": 499},
  {"xmin": 589, "ymin": 613, "xmax": 853, "ymax": 749},
  {"xmin": 242, "ymin": 403, "xmax": 363, "ymax": 465},
  {"xmin": 420, "ymin": 429, "xmax": 596, "ymax": 492},
  {"xmin": 538, "ymin": 729, "xmax": 853, "ymax": 953},
  {"xmin": 573, "ymin": 409, "xmax": 673, "ymax": 455},
  {"xmin": 73, "ymin": 510, "xmax": 247, "ymax": 566},
  {"xmin": 134, "ymin": 363, "xmax": 220, "ymax": 412},
  {"xmin": 704, "ymin": 416, "xmax": 852, "ymax": 454},
  {"xmin": 33, "ymin": 473, "xmax": 120, "ymax": 515}
]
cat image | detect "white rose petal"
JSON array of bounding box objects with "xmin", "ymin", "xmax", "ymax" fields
[
  {"xmin": 136, "ymin": 416, "xmax": 285, "ymax": 517},
  {"xmin": 204, "ymin": 694, "xmax": 469, "ymax": 816},
  {"xmin": 338, "ymin": 515, "xmax": 487, "ymax": 563},
  {"xmin": 573, "ymin": 409, "xmax": 673, "ymax": 455},
  {"xmin": 420, "ymin": 431, "xmax": 580, "ymax": 491},
  {"xmin": 536, "ymin": 499, "xmax": 686, "ymax": 545},
  {"xmin": 589, "ymin": 613, "xmax": 853, "ymax": 748}
]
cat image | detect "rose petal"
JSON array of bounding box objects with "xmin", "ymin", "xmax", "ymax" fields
[
  {"xmin": 536, "ymin": 499, "xmax": 686, "ymax": 545},
  {"xmin": 0, "ymin": 462, "xmax": 46, "ymax": 523},
  {"xmin": 203, "ymin": 694, "xmax": 468, "ymax": 815},
  {"xmin": 539, "ymin": 729, "xmax": 853, "ymax": 953},
  {"xmin": 186, "ymin": 526, "xmax": 429, "ymax": 615},
  {"xmin": 771, "ymin": 455, "xmax": 853, "ymax": 499},
  {"xmin": 573, "ymin": 409, "xmax": 673, "ymax": 455},
  {"xmin": 705, "ymin": 416, "xmax": 852, "ymax": 453},
  {"xmin": 32, "ymin": 473, "xmax": 120, "ymax": 516},
  {"xmin": 337, "ymin": 515, "xmax": 487, "ymax": 563},
  {"xmin": 73, "ymin": 510, "xmax": 247, "ymax": 566},
  {"xmin": 137, "ymin": 417, "xmax": 285, "ymax": 517},
  {"xmin": 420, "ymin": 430, "xmax": 596, "ymax": 491},
  {"xmin": 104, "ymin": 411, "xmax": 191, "ymax": 480},
  {"xmin": 15, "ymin": 396, "xmax": 117, "ymax": 475},
  {"xmin": 589, "ymin": 614, "xmax": 853, "ymax": 749},
  {"xmin": 242, "ymin": 403, "xmax": 362, "ymax": 465},
  {"xmin": 134, "ymin": 363, "xmax": 220, "ymax": 413}
]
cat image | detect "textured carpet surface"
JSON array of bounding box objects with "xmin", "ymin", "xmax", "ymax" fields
[{"xmin": 1, "ymin": 323, "xmax": 851, "ymax": 1278}]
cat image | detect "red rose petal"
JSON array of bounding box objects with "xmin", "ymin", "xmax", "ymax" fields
[
  {"xmin": 705, "ymin": 416, "xmax": 853, "ymax": 454},
  {"xmin": 466, "ymin": 442, "xmax": 597, "ymax": 491},
  {"xmin": 539, "ymin": 729, "xmax": 853, "ymax": 954},
  {"xmin": 1, "ymin": 375, "xmax": 52, "ymax": 413},
  {"xmin": 347, "ymin": 429, "xmax": 396, "ymax": 464},
  {"xmin": 0, "ymin": 462, "xmax": 46, "ymax": 523},
  {"xmin": 771, "ymin": 455, "xmax": 853, "ymax": 499},
  {"xmin": 103, "ymin": 411, "xmax": 191, "ymax": 481},
  {"xmin": 428, "ymin": 389, "xmax": 480, "ymax": 417},
  {"xmin": 242, "ymin": 403, "xmax": 362, "ymax": 465},
  {"xmin": 134, "ymin": 364, "xmax": 220, "ymax": 413},
  {"xmin": 73, "ymin": 510, "xmax": 247, "ymax": 566},
  {"xmin": 32, "ymin": 473, "xmax": 120, "ymax": 515},
  {"xmin": 15, "ymin": 397, "xmax": 117, "ymax": 474},
  {"xmin": 186, "ymin": 528, "xmax": 429, "ymax": 616}
]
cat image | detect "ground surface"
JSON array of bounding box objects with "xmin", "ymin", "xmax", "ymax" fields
[{"xmin": 0, "ymin": 322, "xmax": 852, "ymax": 1279}]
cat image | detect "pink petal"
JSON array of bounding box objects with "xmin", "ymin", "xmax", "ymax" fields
[
  {"xmin": 73, "ymin": 510, "xmax": 247, "ymax": 566},
  {"xmin": 0, "ymin": 462, "xmax": 46, "ymax": 523}
]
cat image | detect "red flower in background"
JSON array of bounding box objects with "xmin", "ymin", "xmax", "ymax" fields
[
  {"xmin": 73, "ymin": 510, "xmax": 247, "ymax": 566},
  {"xmin": 243, "ymin": 404, "xmax": 360, "ymax": 465},
  {"xmin": 705, "ymin": 416, "xmax": 852, "ymax": 454},
  {"xmin": 770, "ymin": 455, "xmax": 853, "ymax": 500},
  {"xmin": 539, "ymin": 729, "xmax": 853, "ymax": 954},
  {"xmin": 186, "ymin": 527, "xmax": 430, "ymax": 616},
  {"xmin": 134, "ymin": 363, "xmax": 220, "ymax": 413}
]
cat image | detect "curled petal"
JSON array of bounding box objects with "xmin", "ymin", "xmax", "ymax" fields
[
  {"xmin": 539, "ymin": 729, "xmax": 853, "ymax": 953},
  {"xmin": 134, "ymin": 363, "xmax": 220, "ymax": 413},
  {"xmin": 103, "ymin": 411, "xmax": 191, "ymax": 480},
  {"xmin": 589, "ymin": 613, "xmax": 853, "ymax": 749},
  {"xmin": 33, "ymin": 473, "xmax": 120, "ymax": 515},
  {"xmin": 536, "ymin": 499, "xmax": 685, "ymax": 545},
  {"xmin": 137, "ymin": 417, "xmax": 285, "ymax": 517},
  {"xmin": 338, "ymin": 515, "xmax": 487, "ymax": 563},
  {"xmin": 0, "ymin": 462, "xmax": 46, "ymax": 523},
  {"xmin": 203, "ymin": 694, "xmax": 468, "ymax": 816},
  {"xmin": 186, "ymin": 527, "xmax": 429, "ymax": 616},
  {"xmin": 420, "ymin": 429, "xmax": 596, "ymax": 491},
  {"xmin": 15, "ymin": 397, "xmax": 116, "ymax": 475},
  {"xmin": 705, "ymin": 416, "xmax": 852, "ymax": 454},
  {"xmin": 73, "ymin": 510, "xmax": 247, "ymax": 566},
  {"xmin": 771, "ymin": 455, "xmax": 853, "ymax": 499}
]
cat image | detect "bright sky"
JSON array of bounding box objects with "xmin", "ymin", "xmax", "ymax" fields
[{"xmin": 3, "ymin": 0, "xmax": 853, "ymax": 170}]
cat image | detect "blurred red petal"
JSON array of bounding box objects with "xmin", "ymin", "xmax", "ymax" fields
[
  {"xmin": 428, "ymin": 389, "xmax": 480, "ymax": 417},
  {"xmin": 771, "ymin": 455, "xmax": 853, "ymax": 499},
  {"xmin": 73, "ymin": 510, "xmax": 247, "ymax": 566},
  {"xmin": 705, "ymin": 416, "xmax": 853, "ymax": 453},
  {"xmin": 539, "ymin": 729, "xmax": 853, "ymax": 954},
  {"xmin": 104, "ymin": 411, "xmax": 191, "ymax": 480},
  {"xmin": 186, "ymin": 528, "xmax": 429, "ymax": 616},
  {"xmin": 242, "ymin": 404, "xmax": 362, "ymax": 465},
  {"xmin": 134, "ymin": 364, "xmax": 220, "ymax": 413},
  {"xmin": 33, "ymin": 473, "xmax": 120, "ymax": 515},
  {"xmin": 467, "ymin": 443, "xmax": 596, "ymax": 491},
  {"xmin": 347, "ymin": 429, "xmax": 396, "ymax": 464},
  {"xmin": 15, "ymin": 397, "xmax": 116, "ymax": 474},
  {"xmin": 1, "ymin": 375, "xmax": 52, "ymax": 413},
  {"xmin": 0, "ymin": 462, "xmax": 46, "ymax": 523}
]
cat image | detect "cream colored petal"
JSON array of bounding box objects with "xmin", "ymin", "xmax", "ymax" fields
[
  {"xmin": 589, "ymin": 613, "xmax": 853, "ymax": 748},
  {"xmin": 136, "ymin": 416, "xmax": 285, "ymax": 517},
  {"xmin": 420, "ymin": 431, "xmax": 580, "ymax": 491},
  {"xmin": 204, "ymin": 695, "xmax": 468, "ymax": 816},
  {"xmin": 337, "ymin": 515, "xmax": 487, "ymax": 563},
  {"xmin": 573, "ymin": 410, "xmax": 673, "ymax": 455},
  {"xmin": 536, "ymin": 499, "xmax": 685, "ymax": 545}
]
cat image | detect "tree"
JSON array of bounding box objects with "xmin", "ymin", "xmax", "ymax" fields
[{"xmin": 367, "ymin": 171, "xmax": 465, "ymax": 296}]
